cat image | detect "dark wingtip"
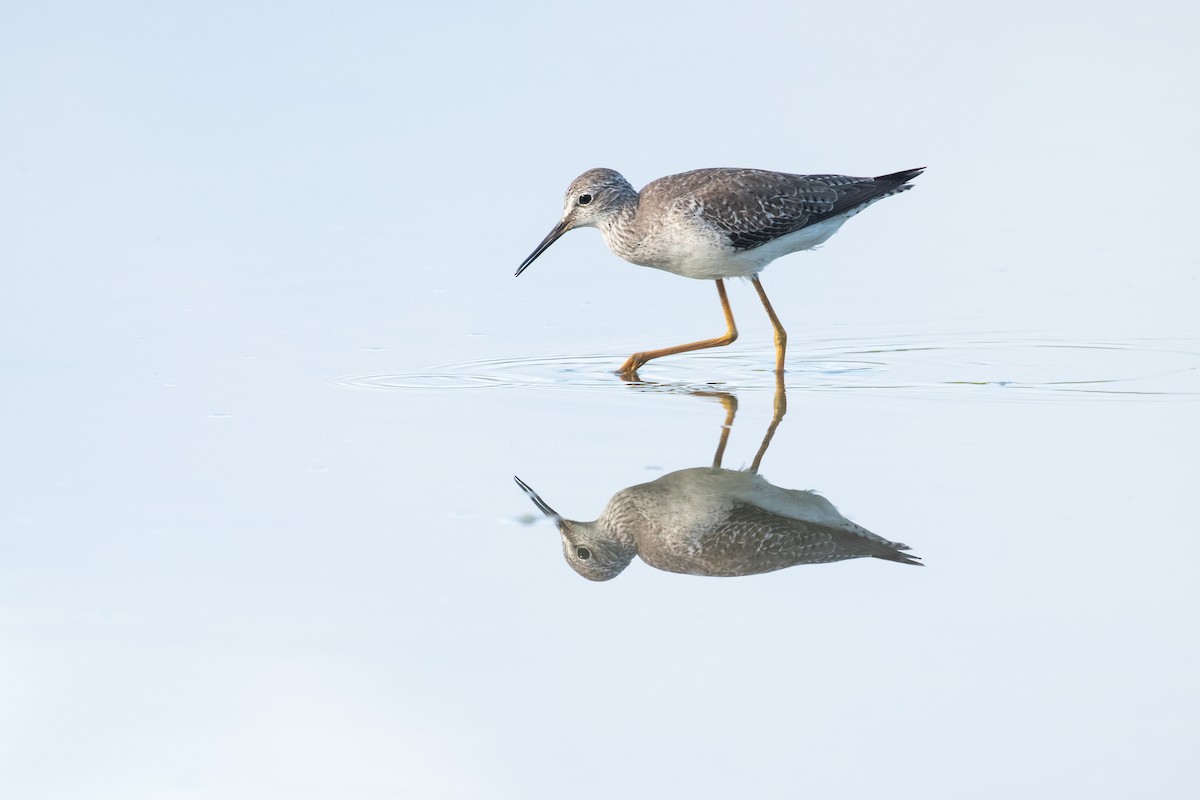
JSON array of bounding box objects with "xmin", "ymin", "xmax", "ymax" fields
[
  {"xmin": 875, "ymin": 167, "xmax": 926, "ymax": 184},
  {"xmin": 872, "ymin": 546, "xmax": 924, "ymax": 566}
]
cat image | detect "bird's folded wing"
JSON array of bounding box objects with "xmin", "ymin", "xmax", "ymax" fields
[{"xmin": 697, "ymin": 503, "xmax": 920, "ymax": 567}]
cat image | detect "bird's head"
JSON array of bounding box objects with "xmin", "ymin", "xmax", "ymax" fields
[
  {"xmin": 515, "ymin": 168, "xmax": 636, "ymax": 277},
  {"xmin": 513, "ymin": 476, "xmax": 635, "ymax": 581}
]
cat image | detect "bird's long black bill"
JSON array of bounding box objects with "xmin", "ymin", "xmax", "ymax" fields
[
  {"xmin": 513, "ymin": 476, "xmax": 563, "ymax": 522},
  {"xmin": 515, "ymin": 220, "xmax": 568, "ymax": 277}
]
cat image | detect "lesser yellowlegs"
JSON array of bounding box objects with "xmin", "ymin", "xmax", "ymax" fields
[
  {"xmin": 516, "ymin": 166, "xmax": 923, "ymax": 376},
  {"xmin": 514, "ymin": 380, "xmax": 921, "ymax": 580},
  {"xmin": 514, "ymin": 469, "xmax": 919, "ymax": 580}
]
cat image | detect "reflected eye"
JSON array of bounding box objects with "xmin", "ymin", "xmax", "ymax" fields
[
  {"xmin": 575, "ymin": 546, "xmax": 591, "ymax": 560},
  {"xmin": 578, "ymin": 193, "xmax": 592, "ymax": 206}
]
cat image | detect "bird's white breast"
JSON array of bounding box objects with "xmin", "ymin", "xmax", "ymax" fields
[{"xmin": 605, "ymin": 206, "xmax": 864, "ymax": 281}]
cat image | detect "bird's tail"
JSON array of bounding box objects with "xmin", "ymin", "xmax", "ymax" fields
[
  {"xmin": 829, "ymin": 526, "xmax": 925, "ymax": 566},
  {"xmin": 873, "ymin": 167, "xmax": 925, "ymax": 188},
  {"xmin": 872, "ymin": 547, "xmax": 925, "ymax": 566}
]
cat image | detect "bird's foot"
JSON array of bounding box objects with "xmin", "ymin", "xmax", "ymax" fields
[{"xmin": 617, "ymin": 353, "xmax": 647, "ymax": 378}]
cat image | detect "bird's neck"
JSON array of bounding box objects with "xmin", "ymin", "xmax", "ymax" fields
[
  {"xmin": 597, "ymin": 198, "xmax": 643, "ymax": 262},
  {"xmin": 592, "ymin": 491, "xmax": 646, "ymax": 552}
]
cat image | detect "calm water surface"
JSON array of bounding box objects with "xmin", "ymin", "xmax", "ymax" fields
[
  {"xmin": 4, "ymin": 2, "xmax": 1200, "ymax": 798},
  {"xmin": 8, "ymin": 317, "xmax": 1197, "ymax": 798},
  {"xmin": 333, "ymin": 329, "xmax": 1199, "ymax": 797}
]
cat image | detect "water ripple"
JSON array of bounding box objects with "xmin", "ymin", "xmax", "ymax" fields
[{"xmin": 333, "ymin": 334, "xmax": 1200, "ymax": 401}]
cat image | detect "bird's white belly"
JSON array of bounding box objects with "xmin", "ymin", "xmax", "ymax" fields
[
  {"xmin": 624, "ymin": 209, "xmax": 861, "ymax": 281},
  {"xmin": 743, "ymin": 212, "xmax": 857, "ymax": 260}
]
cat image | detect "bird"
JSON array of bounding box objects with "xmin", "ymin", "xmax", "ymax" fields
[
  {"xmin": 515, "ymin": 166, "xmax": 924, "ymax": 376},
  {"xmin": 514, "ymin": 468, "xmax": 921, "ymax": 581}
]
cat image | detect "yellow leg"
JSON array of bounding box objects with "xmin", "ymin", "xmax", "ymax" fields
[
  {"xmin": 751, "ymin": 275, "xmax": 787, "ymax": 374},
  {"xmin": 618, "ymin": 279, "xmax": 738, "ymax": 377}
]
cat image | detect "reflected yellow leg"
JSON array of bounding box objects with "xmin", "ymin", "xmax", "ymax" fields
[
  {"xmin": 710, "ymin": 392, "xmax": 737, "ymax": 468},
  {"xmin": 750, "ymin": 371, "xmax": 787, "ymax": 474},
  {"xmin": 751, "ymin": 275, "xmax": 787, "ymax": 374},
  {"xmin": 618, "ymin": 279, "xmax": 738, "ymax": 377}
]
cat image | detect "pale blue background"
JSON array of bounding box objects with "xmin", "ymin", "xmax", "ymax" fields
[{"xmin": 2, "ymin": 2, "xmax": 1198, "ymax": 798}]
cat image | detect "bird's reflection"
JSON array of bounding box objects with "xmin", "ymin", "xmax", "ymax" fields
[{"xmin": 515, "ymin": 377, "xmax": 920, "ymax": 580}]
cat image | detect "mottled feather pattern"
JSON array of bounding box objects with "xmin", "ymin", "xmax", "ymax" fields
[
  {"xmin": 518, "ymin": 467, "xmax": 923, "ymax": 580},
  {"xmin": 518, "ymin": 164, "xmax": 922, "ymax": 366},
  {"xmin": 644, "ymin": 168, "xmax": 923, "ymax": 252},
  {"xmin": 695, "ymin": 504, "xmax": 915, "ymax": 571}
]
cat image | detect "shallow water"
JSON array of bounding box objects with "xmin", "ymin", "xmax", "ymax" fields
[
  {"xmin": 6, "ymin": 304, "xmax": 1198, "ymax": 800},
  {"xmin": 8, "ymin": 295, "xmax": 1195, "ymax": 798},
  {"xmin": 352, "ymin": 336, "xmax": 1200, "ymax": 797},
  {"xmin": 4, "ymin": 3, "xmax": 1200, "ymax": 799},
  {"xmin": 341, "ymin": 333, "xmax": 1200, "ymax": 400}
]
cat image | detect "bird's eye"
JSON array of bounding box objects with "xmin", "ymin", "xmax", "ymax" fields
[
  {"xmin": 578, "ymin": 193, "xmax": 592, "ymax": 206},
  {"xmin": 576, "ymin": 546, "xmax": 591, "ymax": 560}
]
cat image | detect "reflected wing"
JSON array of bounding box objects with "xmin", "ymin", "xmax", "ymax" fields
[{"xmin": 690, "ymin": 504, "xmax": 921, "ymax": 575}]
